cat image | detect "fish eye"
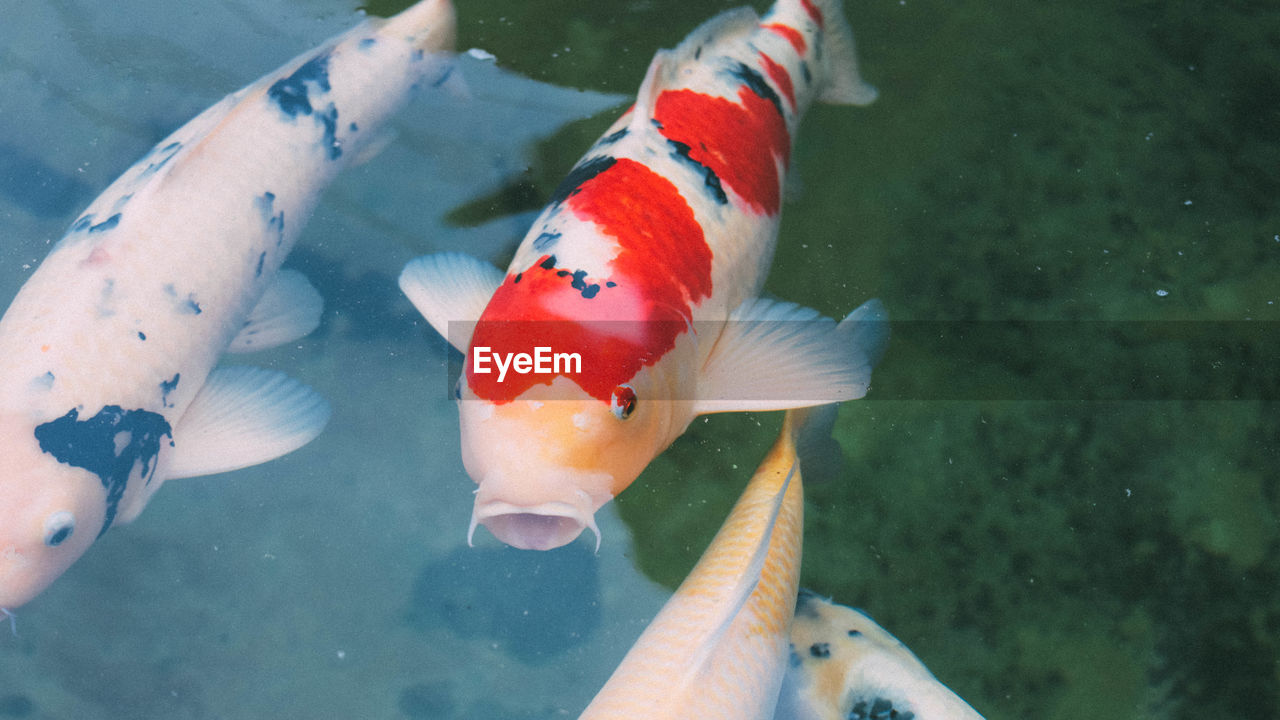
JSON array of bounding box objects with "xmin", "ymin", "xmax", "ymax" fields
[
  {"xmin": 610, "ymin": 384, "xmax": 637, "ymax": 420},
  {"xmin": 43, "ymin": 511, "xmax": 76, "ymax": 547}
]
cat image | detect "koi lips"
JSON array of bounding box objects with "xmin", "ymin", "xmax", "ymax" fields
[{"xmin": 469, "ymin": 472, "xmax": 609, "ymax": 552}]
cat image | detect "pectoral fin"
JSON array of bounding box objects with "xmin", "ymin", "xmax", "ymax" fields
[
  {"xmin": 165, "ymin": 366, "xmax": 331, "ymax": 480},
  {"xmin": 399, "ymin": 252, "xmax": 504, "ymax": 351},
  {"xmin": 227, "ymin": 269, "xmax": 323, "ymax": 352},
  {"xmin": 692, "ymin": 297, "xmax": 888, "ymax": 414}
]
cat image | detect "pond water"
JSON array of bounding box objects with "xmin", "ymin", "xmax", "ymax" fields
[{"xmin": 1, "ymin": 1, "xmax": 1277, "ymax": 719}]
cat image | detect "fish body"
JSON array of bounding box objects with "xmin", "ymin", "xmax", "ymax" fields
[
  {"xmin": 775, "ymin": 591, "xmax": 986, "ymax": 720},
  {"xmin": 580, "ymin": 409, "xmax": 811, "ymax": 720},
  {"xmin": 400, "ymin": 0, "xmax": 884, "ymax": 551},
  {"xmin": 0, "ymin": 0, "xmax": 456, "ymax": 611}
]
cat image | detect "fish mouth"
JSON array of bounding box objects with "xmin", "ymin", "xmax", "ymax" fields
[{"xmin": 469, "ymin": 499, "xmax": 602, "ymax": 551}]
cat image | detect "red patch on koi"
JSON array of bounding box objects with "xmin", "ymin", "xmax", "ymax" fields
[
  {"xmin": 763, "ymin": 22, "xmax": 806, "ymax": 55},
  {"xmin": 654, "ymin": 87, "xmax": 791, "ymax": 215},
  {"xmin": 759, "ymin": 51, "xmax": 796, "ymax": 110},
  {"xmin": 470, "ymin": 160, "xmax": 711, "ymax": 404},
  {"xmin": 800, "ymin": 0, "xmax": 825, "ymax": 28}
]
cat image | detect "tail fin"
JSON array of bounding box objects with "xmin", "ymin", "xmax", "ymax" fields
[
  {"xmin": 801, "ymin": 0, "xmax": 879, "ymax": 106},
  {"xmin": 787, "ymin": 401, "xmax": 843, "ymax": 485},
  {"xmin": 784, "ymin": 296, "xmax": 889, "ymax": 483}
]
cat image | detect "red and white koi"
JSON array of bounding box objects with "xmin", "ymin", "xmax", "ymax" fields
[
  {"xmin": 0, "ymin": 0, "xmax": 455, "ymax": 612},
  {"xmin": 400, "ymin": 0, "xmax": 885, "ymax": 551}
]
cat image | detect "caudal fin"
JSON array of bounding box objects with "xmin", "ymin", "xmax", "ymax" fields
[{"xmin": 796, "ymin": 0, "xmax": 879, "ymax": 105}]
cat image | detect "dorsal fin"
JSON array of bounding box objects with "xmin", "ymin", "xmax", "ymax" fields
[{"xmin": 630, "ymin": 7, "xmax": 760, "ymax": 125}]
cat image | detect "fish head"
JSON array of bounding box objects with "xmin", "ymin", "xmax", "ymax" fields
[
  {"xmin": 782, "ymin": 590, "xmax": 945, "ymax": 719},
  {"xmin": 0, "ymin": 412, "xmax": 107, "ymax": 609},
  {"xmin": 457, "ymin": 369, "xmax": 680, "ymax": 551}
]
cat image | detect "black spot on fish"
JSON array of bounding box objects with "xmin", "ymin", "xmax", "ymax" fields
[
  {"xmin": 34, "ymin": 371, "xmax": 55, "ymax": 390},
  {"xmin": 71, "ymin": 214, "xmax": 94, "ymax": 232},
  {"xmin": 159, "ymin": 373, "xmax": 180, "ymax": 408},
  {"xmin": 810, "ymin": 642, "xmax": 831, "ymax": 658},
  {"xmin": 732, "ymin": 62, "xmax": 785, "ymax": 119},
  {"xmin": 140, "ymin": 141, "xmax": 183, "ymax": 177},
  {"xmin": 34, "ymin": 406, "xmax": 173, "ymax": 537},
  {"xmin": 532, "ymin": 232, "xmax": 561, "ymax": 252},
  {"xmin": 255, "ymin": 251, "xmax": 266, "ymax": 277},
  {"xmin": 268, "ymin": 52, "xmax": 344, "ymax": 160},
  {"xmin": 349, "ymin": 122, "xmax": 358, "ymax": 133},
  {"xmin": 596, "ymin": 128, "xmax": 628, "ymax": 146},
  {"xmin": 848, "ymin": 628, "xmax": 863, "ymax": 637},
  {"xmin": 605, "ymin": 281, "xmax": 617, "ymax": 288},
  {"xmin": 88, "ymin": 213, "xmax": 121, "ymax": 233},
  {"xmin": 318, "ymin": 104, "xmax": 341, "ymax": 160},
  {"xmin": 795, "ymin": 588, "xmax": 824, "ymax": 618},
  {"xmin": 694, "ymin": 46, "xmax": 702, "ymax": 61},
  {"xmin": 268, "ymin": 52, "xmax": 332, "ymax": 117},
  {"xmin": 254, "ymin": 192, "xmax": 285, "ymax": 246},
  {"xmin": 163, "ymin": 283, "xmax": 202, "ymax": 315},
  {"xmin": 566, "ymin": 270, "xmax": 599, "ymax": 297},
  {"xmin": 358, "ymin": 38, "xmax": 376, "ymax": 50},
  {"xmin": 137, "ymin": 331, "xmax": 146, "ymax": 341},
  {"xmin": 650, "ymin": 117, "xmax": 664, "ymax": 131},
  {"xmin": 800, "ymin": 61, "xmax": 813, "ymax": 86},
  {"xmin": 848, "ymin": 697, "xmax": 912, "ymax": 720},
  {"xmin": 513, "ymin": 272, "xmax": 522, "ymax": 284},
  {"xmin": 431, "ymin": 64, "xmax": 456, "ymax": 88},
  {"xmin": 548, "ymin": 156, "xmax": 617, "ymax": 206},
  {"xmin": 667, "ymin": 139, "xmax": 727, "ymax": 204},
  {"xmin": 534, "ymin": 256, "xmax": 606, "ymax": 300}
]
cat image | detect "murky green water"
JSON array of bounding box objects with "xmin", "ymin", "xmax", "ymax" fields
[{"xmin": 1, "ymin": 0, "xmax": 1277, "ymax": 718}]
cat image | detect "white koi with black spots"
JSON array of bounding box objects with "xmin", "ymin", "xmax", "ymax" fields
[
  {"xmin": 776, "ymin": 591, "xmax": 986, "ymax": 720},
  {"xmin": 400, "ymin": 0, "xmax": 884, "ymax": 552},
  {"xmin": 0, "ymin": 0, "xmax": 455, "ymax": 613}
]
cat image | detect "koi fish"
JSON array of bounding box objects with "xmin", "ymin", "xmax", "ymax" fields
[
  {"xmin": 0, "ymin": 0, "xmax": 456, "ymax": 612},
  {"xmin": 399, "ymin": 0, "xmax": 885, "ymax": 551},
  {"xmin": 580, "ymin": 408, "xmax": 982, "ymax": 720},
  {"xmin": 775, "ymin": 591, "xmax": 986, "ymax": 720},
  {"xmin": 579, "ymin": 407, "xmax": 814, "ymax": 719}
]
